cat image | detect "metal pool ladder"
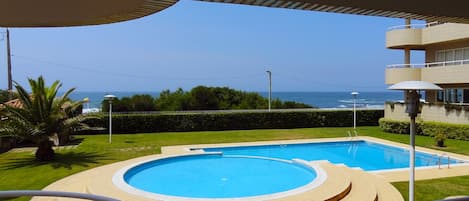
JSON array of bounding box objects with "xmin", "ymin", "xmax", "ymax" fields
[
  {"xmin": 437, "ymin": 154, "xmax": 451, "ymax": 169},
  {"xmin": 347, "ymin": 130, "xmax": 358, "ymax": 139}
]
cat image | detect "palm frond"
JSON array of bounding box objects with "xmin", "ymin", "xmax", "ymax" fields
[
  {"xmin": 3, "ymin": 76, "xmax": 94, "ymax": 145},
  {"xmin": 13, "ymin": 81, "xmax": 33, "ymax": 109}
]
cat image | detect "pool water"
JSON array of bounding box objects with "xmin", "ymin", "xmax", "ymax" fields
[
  {"xmin": 204, "ymin": 141, "xmax": 461, "ymax": 171},
  {"xmin": 124, "ymin": 154, "xmax": 317, "ymax": 198}
]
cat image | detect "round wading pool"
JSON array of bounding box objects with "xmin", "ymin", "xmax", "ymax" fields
[{"xmin": 114, "ymin": 153, "xmax": 323, "ymax": 200}]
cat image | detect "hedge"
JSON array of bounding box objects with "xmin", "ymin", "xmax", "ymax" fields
[
  {"xmin": 0, "ymin": 136, "xmax": 16, "ymax": 153},
  {"xmin": 79, "ymin": 110, "xmax": 384, "ymax": 134},
  {"xmin": 379, "ymin": 118, "xmax": 469, "ymax": 141}
]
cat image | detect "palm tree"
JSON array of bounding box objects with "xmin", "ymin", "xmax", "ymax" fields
[{"xmin": 0, "ymin": 76, "xmax": 96, "ymax": 161}]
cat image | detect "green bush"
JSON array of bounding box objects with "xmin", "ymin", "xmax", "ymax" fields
[
  {"xmin": 379, "ymin": 118, "xmax": 469, "ymax": 141},
  {"xmin": 379, "ymin": 118, "xmax": 421, "ymax": 134},
  {"xmin": 79, "ymin": 110, "xmax": 383, "ymax": 134},
  {"xmin": 420, "ymin": 121, "xmax": 469, "ymax": 141},
  {"xmin": 433, "ymin": 133, "xmax": 447, "ymax": 147}
]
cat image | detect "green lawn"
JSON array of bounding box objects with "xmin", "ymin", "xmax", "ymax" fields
[
  {"xmin": 0, "ymin": 126, "xmax": 467, "ymax": 201},
  {"xmin": 393, "ymin": 176, "xmax": 469, "ymax": 201}
]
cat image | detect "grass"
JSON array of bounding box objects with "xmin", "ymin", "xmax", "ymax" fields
[
  {"xmin": 0, "ymin": 126, "xmax": 468, "ymax": 201},
  {"xmin": 393, "ymin": 176, "xmax": 469, "ymax": 201}
]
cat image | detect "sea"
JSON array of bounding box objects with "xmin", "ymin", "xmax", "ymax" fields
[{"xmin": 70, "ymin": 91, "xmax": 403, "ymax": 113}]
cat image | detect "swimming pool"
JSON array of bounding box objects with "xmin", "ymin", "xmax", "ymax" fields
[
  {"xmin": 117, "ymin": 153, "xmax": 324, "ymax": 200},
  {"xmin": 204, "ymin": 140, "xmax": 463, "ymax": 171},
  {"xmin": 114, "ymin": 139, "xmax": 466, "ymax": 200}
]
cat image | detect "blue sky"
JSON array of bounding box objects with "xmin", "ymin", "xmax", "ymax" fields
[{"xmin": 0, "ymin": 0, "xmax": 424, "ymax": 92}]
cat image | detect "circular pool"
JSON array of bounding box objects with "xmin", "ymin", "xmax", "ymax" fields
[{"xmin": 114, "ymin": 153, "xmax": 321, "ymax": 200}]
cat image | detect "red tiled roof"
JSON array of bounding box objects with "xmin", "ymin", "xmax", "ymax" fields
[{"xmin": 0, "ymin": 98, "xmax": 23, "ymax": 109}]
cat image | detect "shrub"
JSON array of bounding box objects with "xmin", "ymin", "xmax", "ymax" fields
[
  {"xmin": 379, "ymin": 118, "xmax": 469, "ymax": 141},
  {"xmin": 379, "ymin": 118, "xmax": 414, "ymax": 134},
  {"xmin": 433, "ymin": 133, "xmax": 447, "ymax": 147},
  {"xmin": 420, "ymin": 121, "xmax": 469, "ymax": 141},
  {"xmin": 79, "ymin": 110, "xmax": 384, "ymax": 134}
]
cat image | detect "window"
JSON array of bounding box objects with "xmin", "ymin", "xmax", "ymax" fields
[
  {"xmin": 464, "ymin": 89, "xmax": 469, "ymax": 103},
  {"xmin": 435, "ymin": 47, "xmax": 469, "ymax": 65},
  {"xmin": 445, "ymin": 51, "xmax": 454, "ymax": 62},
  {"xmin": 445, "ymin": 89, "xmax": 453, "ymax": 103},
  {"xmin": 455, "ymin": 49, "xmax": 464, "ymax": 60},
  {"xmin": 436, "ymin": 51, "xmax": 445, "ymax": 62},
  {"xmin": 437, "ymin": 91, "xmax": 444, "ymax": 102},
  {"xmin": 456, "ymin": 89, "xmax": 463, "ymax": 103},
  {"xmin": 465, "ymin": 49, "xmax": 469, "ymax": 59},
  {"xmin": 441, "ymin": 88, "xmax": 469, "ymax": 104}
]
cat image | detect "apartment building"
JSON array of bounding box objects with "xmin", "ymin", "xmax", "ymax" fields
[{"xmin": 385, "ymin": 21, "xmax": 469, "ymax": 124}]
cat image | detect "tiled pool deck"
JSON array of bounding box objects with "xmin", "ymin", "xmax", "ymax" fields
[{"xmin": 31, "ymin": 136, "xmax": 469, "ymax": 201}]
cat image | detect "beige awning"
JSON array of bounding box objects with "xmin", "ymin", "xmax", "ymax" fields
[
  {"xmin": 1, "ymin": 0, "xmax": 469, "ymax": 27},
  {"xmin": 0, "ymin": 0, "xmax": 178, "ymax": 27},
  {"xmin": 198, "ymin": 0, "xmax": 469, "ymax": 24}
]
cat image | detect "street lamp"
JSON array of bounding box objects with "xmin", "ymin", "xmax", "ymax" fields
[
  {"xmin": 351, "ymin": 91, "xmax": 359, "ymax": 130},
  {"xmin": 266, "ymin": 70, "xmax": 272, "ymax": 112},
  {"xmin": 104, "ymin": 94, "xmax": 116, "ymax": 144},
  {"xmin": 388, "ymin": 81, "xmax": 441, "ymax": 201},
  {"xmin": 83, "ymin": 97, "xmax": 90, "ymax": 113}
]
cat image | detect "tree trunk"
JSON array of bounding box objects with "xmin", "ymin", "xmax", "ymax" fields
[{"xmin": 35, "ymin": 140, "xmax": 55, "ymax": 161}]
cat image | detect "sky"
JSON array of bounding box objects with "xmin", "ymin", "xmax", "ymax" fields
[{"xmin": 0, "ymin": 0, "xmax": 425, "ymax": 92}]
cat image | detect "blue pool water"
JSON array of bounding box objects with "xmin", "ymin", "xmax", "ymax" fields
[
  {"xmin": 124, "ymin": 154, "xmax": 317, "ymax": 198},
  {"xmin": 204, "ymin": 141, "xmax": 462, "ymax": 171}
]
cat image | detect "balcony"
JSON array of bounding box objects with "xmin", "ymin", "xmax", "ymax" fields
[
  {"xmin": 385, "ymin": 67, "xmax": 421, "ymax": 85},
  {"xmin": 385, "ymin": 59, "xmax": 469, "ymax": 85},
  {"xmin": 386, "ymin": 22, "xmax": 469, "ymax": 49},
  {"xmin": 423, "ymin": 23, "xmax": 469, "ymax": 44},
  {"xmin": 386, "ymin": 27, "xmax": 423, "ymax": 49},
  {"xmin": 386, "ymin": 22, "xmax": 439, "ymax": 49}
]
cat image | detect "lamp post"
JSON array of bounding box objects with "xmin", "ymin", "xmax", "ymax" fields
[
  {"xmin": 83, "ymin": 97, "xmax": 90, "ymax": 113},
  {"xmin": 266, "ymin": 70, "xmax": 272, "ymax": 112},
  {"xmin": 2, "ymin": 28, "xmax": 13, "ymax": 100},
  {"xmin": 104, "ymin": 94, "xmax": 116, "ymax": 144},
  {"xmin": 388, "ymin": 81, "xmax": 441, "ymax": 201},
  {"xmin": 351, "ymin": 91, "xmax": 359, "ymax": 130}
]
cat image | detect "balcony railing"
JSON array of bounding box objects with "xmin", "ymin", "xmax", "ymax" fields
[
  {"xmin": 387, "ymin": 21, "xmax": 442, "ymax": 31},
  {"xmin": 387, "ymin": 59, "xmax": 469, "ymax": 69}
]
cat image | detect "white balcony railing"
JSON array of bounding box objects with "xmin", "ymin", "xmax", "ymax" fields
[
  {"xmin": 387, "ymin": 21, "xmax": 442, "ymax": 31},
  {"xmin": 387, "ymin": 59, "xmax": 469, "ymax": 69}
]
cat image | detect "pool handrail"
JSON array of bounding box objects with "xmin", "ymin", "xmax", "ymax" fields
[{"xmin": 0, "ymin": 190, "xmax": 120, "ymax": 201}]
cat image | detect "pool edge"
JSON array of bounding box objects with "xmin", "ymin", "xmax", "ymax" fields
[{"xmin": 112, "ymin": 153, "xmax": 327, "ymax": 201}]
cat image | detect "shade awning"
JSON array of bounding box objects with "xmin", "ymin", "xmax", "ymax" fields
[
  {"xmin": 198, "ymin": 0, "xmax": 469, "ymax": 24},
  {"xmin": 2, "ymin": 0, "xmax": 469, "ymax": 27},
  {"xmin": 0, "ymin": 0, "xmax": 178, "ymax": 27}
]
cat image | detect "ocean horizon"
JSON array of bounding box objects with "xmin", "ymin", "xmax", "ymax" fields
[{"xmin": 69, "ymin": 91, "xmax": 403, "ymax": 112}]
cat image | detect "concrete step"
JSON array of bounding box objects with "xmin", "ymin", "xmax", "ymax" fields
[
  {"xmin": 273, "ymin": 161, "xmax": 352, "ymax": 201},
  {"xmin": 339, "ymin": 166, "xmax": 378, "ymax": 201},
  {"xmin": 372, "ymin": 175, "xmax": 405, "ymax": 201},
  {"xmin": 333, "ymin": 164, "xmax": 404, "ymax": 201}
]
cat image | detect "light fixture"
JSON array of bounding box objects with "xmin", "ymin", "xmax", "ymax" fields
[{"xmin": 388, "ymin": 81, "xmax": 441, "ymax": 201}]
